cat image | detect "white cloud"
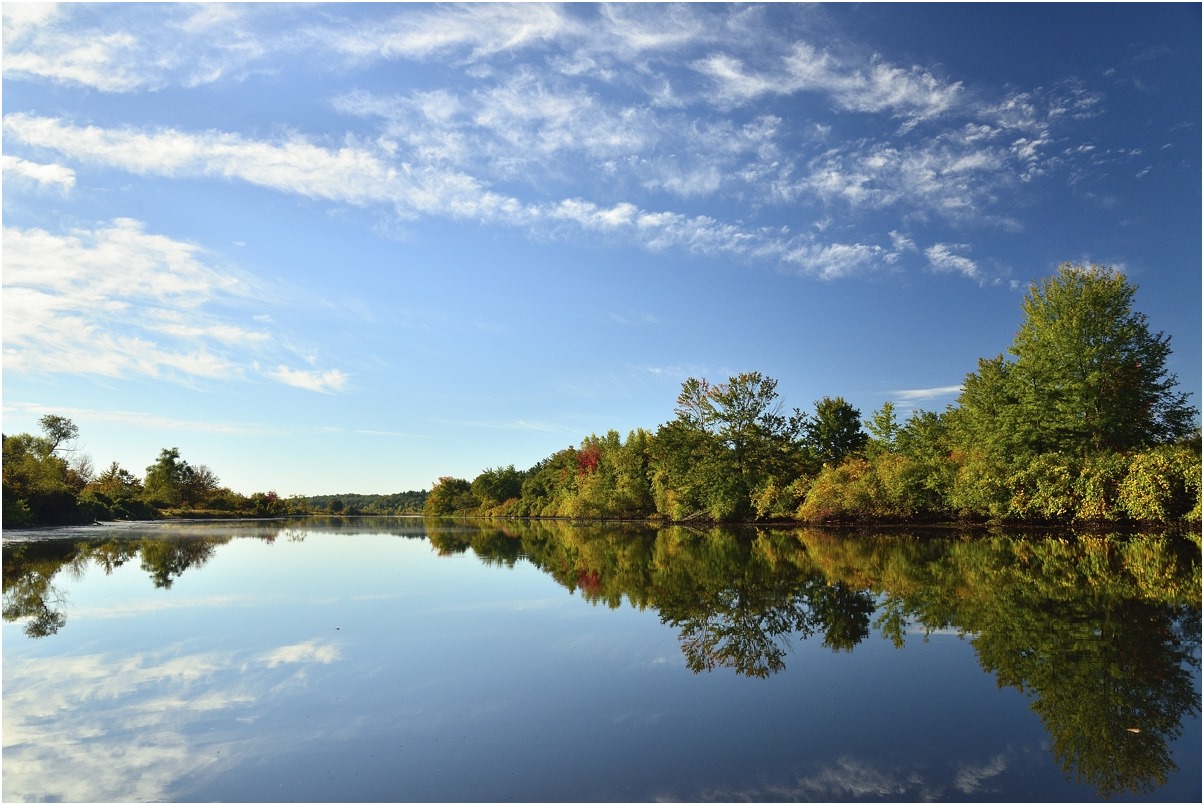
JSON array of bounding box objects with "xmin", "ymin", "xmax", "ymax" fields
[
  {"xmin": 1, "ymin": 3, "xmax": 269, "ymax": 91},
  {"xmin": 323, "ymin": 3, "xmax": 578, "ymax": 63},
  {"xmin": 1, "ymin": 154, "xmax": 76, "ymax": 190},
  {"xmin": 953, "ymin": 754, "xmax": 1009, "ymax": 794},
  {"xmin": 2, "ymin": 401, "xmax": 278, "ymax": 437},
  {"xmin": 1, "ymin": 637, "xmax": 343, "ymax": 802},
  {"xmin": 893, "ymin": 385, "xmax": 964, "ymax": 402},
  {"xmin": 6, "ymin": 114, "xmax": 918, "ymax": 279},
  {"xmin": 258, "ymin": 640, "xmax": 341, "ymax": 668},
  {"xmin": 694, "ymin": 40, "xmax": 962, "ymax": 123},
  {"xmin": 925, "ymin": 243, "xmax": 982, "ymax": 281},
  {"xmin": 2, "ymin": 219, "xmax": 347, "ymax": 392},
  {"xmin": 268, "ymin": 366, "xmax": 350, "ymax": 394}
]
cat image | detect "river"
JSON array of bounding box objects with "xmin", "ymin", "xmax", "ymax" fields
[{"xmin": 3, "ymin": 517, "xmax": 1199, "ymax": 802}]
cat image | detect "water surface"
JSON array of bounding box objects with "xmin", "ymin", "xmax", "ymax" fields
[{"xmin": 3, "ymin": 518, "xmax": 1199, "ymax": 802}]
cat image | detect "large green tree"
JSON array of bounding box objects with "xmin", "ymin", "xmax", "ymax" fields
[
  {"xmin": 963, "ymin": 264, "xmax": 1195, "ymax": 457},
  {"xmin": 653, "ymin": 372, "xmax": 806, "ymax": 520}
]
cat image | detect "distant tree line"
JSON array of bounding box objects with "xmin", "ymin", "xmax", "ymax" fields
[
  {"xmin": 303, "ymin": 491, "xmax": 427, "ymax": 515},
  {"xmin": 1, "ymin": 420, "xmax": 426, "ymax": 526},
  {"xmin": 1, "ymin": 424, "xmax": 310, "ymax": 526},
  {"xmin": 426, "ymin": 264, "xmax": 1200, "ymax": 525}
]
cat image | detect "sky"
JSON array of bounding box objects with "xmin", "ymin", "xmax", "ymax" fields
[{"xmin": 2, "ymin": 2, "xmax": 1200, "ymax": 497}]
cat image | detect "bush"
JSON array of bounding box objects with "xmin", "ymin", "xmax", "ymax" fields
[
  {"xmin": 872, "ymin": 453, "xmax": 941, "ymax": 518},
  {"xmin": 947, "ymin": 449, "xmax": 1011, "ymax": 519},
  {"xmin": 1119, "ymin": 447, "xmax": 1201, "ymax": 522},
  {"xmin": 1007, "ymin": 453, "xmax": 1080, "ymax": 521},
  {"xmin": 1073, "ymin": 452, "xmax": 1129, "ymax": 521},
  {"xmin": 798, "ymin": 459, "xmax": 874, "ymax": 522}
]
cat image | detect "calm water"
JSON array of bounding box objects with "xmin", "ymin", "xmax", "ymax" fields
[{"xmin": 3, "ymin": 518, "xmax": 1200, "ymax": 803}]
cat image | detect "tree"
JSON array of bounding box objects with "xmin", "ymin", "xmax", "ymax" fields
[
  {"xmin": 183, "ymin": 464, "xmax": 220, "ymax": 507},
  {"xmin": 653, "ymin": 372, "xmax": 806, "ymax": 521},
  {"xmin": 143, "ymin": 448, "xmax": 192, "ymax": 507},
  {"xmin": 38, "ymin": 414, "xmax": 79, "ymax": 455},
  {"xmin": 2, "ymin": 417, "xmax": 88, "ymax": 525},
  {"xmin": 91, "ymin": 461, "xmax": 144, "ymax": 498},
  {"xmin": 803, "ymin": 396, "xmax": 868, "ymax": 468},
  {"xmin": 865, "ymin": 401, "xmax": 899, "ymax": 457},
  {"xmin": 1000, "ymin": 264, "xmax": 1194, "ymax": 455},
  {"xmin": 471, "ymin": 465, "xmax": 523, "ymax": 512},
  {"xmin": 424, "ymin": 476, "xmax": 478, "ymax": 515}
]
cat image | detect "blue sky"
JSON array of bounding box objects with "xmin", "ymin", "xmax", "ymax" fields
[{"xmin": 3, "ymin": 3, "xmax": 1200, "ymax": 497}]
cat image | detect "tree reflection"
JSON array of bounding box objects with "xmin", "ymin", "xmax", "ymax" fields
[
  {"xmin": 3, "ymin": 534, "xmax": 232, "ymax": 631},
  {"xmin": 137, "ymin": 538, "xmax": 219, "ymax": 589},
  {"xmin": 3, "ymin": 519, "xmax": 1199, "ymax": 800},
  {"xmin": 3, "ymin": 542, "xmax": 74, "ymax": 637},
  {"xmin": 444, "ymin": 519, "xmax": 1199, "ymax": 799},
  {"xmin": 649, "ymin": 529, "xmax": 875, "ymax": 677},
  {"xmin": 969, "ymin": 562, "xmax": 1200, "ymax": 798}
]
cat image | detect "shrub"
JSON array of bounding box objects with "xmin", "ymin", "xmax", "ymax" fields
[
  {"xmin": 1119, "ymin": 447, "xmax": 1201, "ymax": 522},
  {"xmin": 1073, "ymin": 452, "xmax": 1129, "ymax": 521},
  {"xmin": 947, "ymin": 449, "xmax": 1011, "ymax": 519},
  {"xmin": 798, "ymin": 459, "xmax": 874, "ymax": 522},
  {"xmin": 1007, "ymin": 453, "xmax": 1080, "ymax": 521}
]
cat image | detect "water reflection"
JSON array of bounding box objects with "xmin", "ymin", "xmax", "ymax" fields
[
  {"xmin": 3, "ymin": 518, "xmax": 1200, "ymax": 801},
  {"xmin": 424, "ymin": 519, "xmax": 1201, "ymax": 798}
]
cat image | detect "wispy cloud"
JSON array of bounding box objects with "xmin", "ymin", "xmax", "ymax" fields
[
  {"xmin": 1, "ymin": 4, "xmax": 1120, "ymax": 290},
  {"xmin": 1, "ymin": 3, "xmax": 270, "ymax": 91},
  {"xmin": 3, "ymin": 114, "xmax": 912, "ymax": 279},
  {"xmin": 2, "ymin": 401, "xmax": 284, "ymax": 437},
  {"xmin": 1, "ymin": 218, "xmax": 348, "ymax": 392},
  {"xmin": 321, "ymin": 3, "xmax": 578, "ymax": 64},
  {"xmin": 695, "ymin": 42, "xmax": 963, "ymax": 123},
  {"xmin": 893, "ymin": 385, "xmax": 964, "ymax": 402},
  {"xmin": 2, "ymin": 637, "xmax": 342, "ymax": 802},
  {"xmin": 925, "ymin": 243, "xmax": 982, "ymax": 281},
  {"xmin": 257, "ymin": 640, "xmax": 341, "ymax": 668},
  {"xmin": 268, "ymin": 366, "xmax": 351, "ymax": 394}
]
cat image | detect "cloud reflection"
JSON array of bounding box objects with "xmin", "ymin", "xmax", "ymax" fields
[
  {"xmin": 682, "ymin": 750, "xmax": 1016, "ymax": 802},
  {"xmin": 1, "ymin": 638, "xmax": 342, "ymax": 802}
]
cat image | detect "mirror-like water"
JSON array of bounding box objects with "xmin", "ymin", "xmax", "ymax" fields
[{"xmin": 3, "ymin": 518, "xmax": 1200, "ymax": 802}]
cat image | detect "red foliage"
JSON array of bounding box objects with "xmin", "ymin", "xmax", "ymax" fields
[
  {"xmin": 577, "ymin": 569, "xmax": 602, "ymax": 596},
  {"xmin": 577, "ymin": 444, "xmax": 601, "ymax": 476}
]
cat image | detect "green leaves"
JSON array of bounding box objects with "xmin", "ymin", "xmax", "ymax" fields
[{"xmin": 997, "ymin": 263, "xmax": 1193, "ymax": 456}]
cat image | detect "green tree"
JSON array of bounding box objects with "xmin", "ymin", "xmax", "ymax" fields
[
  {"xmin": 652, "ymin": 372, "xmax": 806, "ymax": 521},
  {"xmin": 90, "ymin": 461, "xmax": 143, "ymax": 498},
  {"xmin": 471, "ymin": 465, "xmax": 523, "ymax": 512},
  {"xmin": 424, "ymin": 476, "xmax": 478, "ymax": 515},
  {"xmin": 983, "ymin": 264, "xmax": 1194, "ymax": 456},
  {"xmin": 143, "ymin": 448, "xmax": 192, "ymax": 507},
  {"xmin": 2, "ymin": 416, "xmax": 88, "ymax": 525},
  {"xmin": 865, "ymin": 401, "xmax": 899, "ymax": 458},
  {"xmin": 803, "ymin": 396, "xmax": 868, "ymax": 468},
  {"xmin": 38, "ymin": 414, "xmax": 79, "ymax": 454}
]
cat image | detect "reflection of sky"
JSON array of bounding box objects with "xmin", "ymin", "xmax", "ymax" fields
[
  {"xmin": 3, "ymin": 528, "xmax": 1200, "ymax": 802},
  {"xmin": 3, "ymin": 638, "xmax": 341, "ymax": 802},
  {"xmin": 683, "ymin": 751, "xmax": 1016, "ymax": 802}
]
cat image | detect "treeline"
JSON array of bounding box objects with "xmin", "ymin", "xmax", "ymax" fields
[
  {"xmin": 426, "ymin": 264, "xmax": 1201, "ymax": 526},
  {"xmin": 2, "ymin": 423, "xmax": 315, "ymax": 526},
  {"xmin": 2, "ymin": 413, "xmax": 432, "ymax": 527},
  {"xmin": 303, "ymin": 491, "xmax": 427, "ymax": 515}
]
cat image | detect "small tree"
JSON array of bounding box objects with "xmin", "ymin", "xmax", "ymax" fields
[
  {"xmin": 143, "ymin": 448, "xmax": 191, "ymax": 507},
  {"xmin": 803, "ymin": 396, "xmax": 868, "ymax": 469}
]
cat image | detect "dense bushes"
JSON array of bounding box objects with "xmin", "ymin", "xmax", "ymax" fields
[{"xmin": 791, "ymin": 443, "xmax": 1200, "ymax": 526}]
